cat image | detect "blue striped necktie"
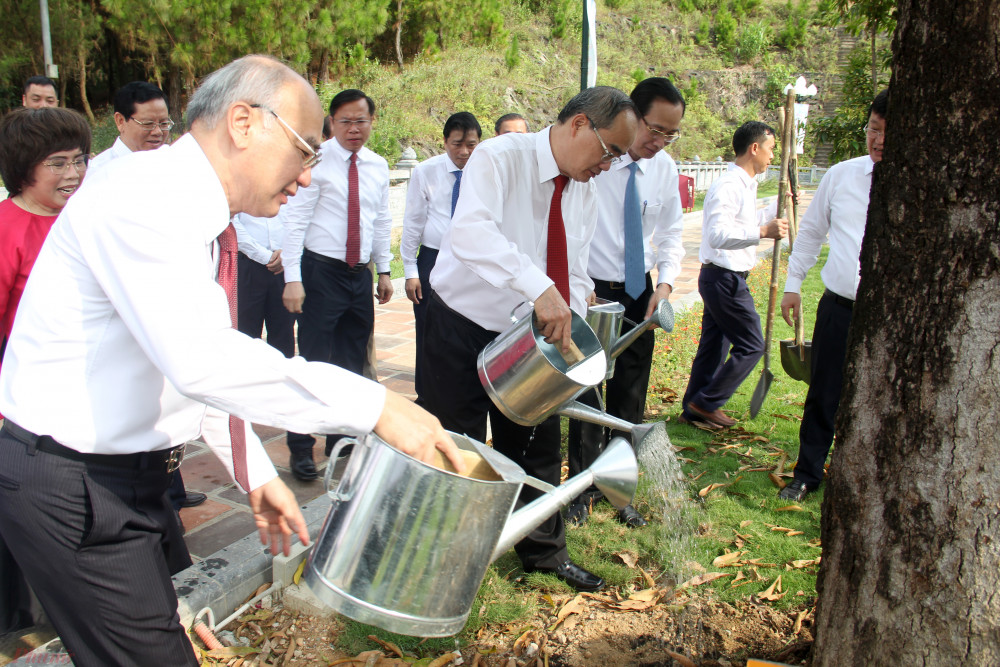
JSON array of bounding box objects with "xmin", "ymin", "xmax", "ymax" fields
[
  {"xmin": 450, "ymin": 170, "xmax": 463, "ymax": 217},
  {"xmin": 623, "ymin": 162, "xmax": 644, "ymax": 299}
]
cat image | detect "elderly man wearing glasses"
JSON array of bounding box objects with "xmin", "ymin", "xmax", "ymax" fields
[
  {"xmin": 0, "ymin": 56, "xmax": 464, "ymax": 666},
  {"xmin": 89, "ymin": 81, "xmax": 174, "ymax": 172},
  {"xmin": 279, "ymin": 88, "xmax": 394, "ymax": 481},
  {"xmin": 565, "ymin": 77, "xmax": 687, "ymax": 529}
]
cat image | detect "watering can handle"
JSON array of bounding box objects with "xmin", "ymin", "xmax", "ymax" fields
[
  {"xmin": 510, "ymin": 301, "xmax": 535, "ymax": 323},
  {"xmin": 324, "ymin": 437, "xmax": 361, "ymax": 502}
]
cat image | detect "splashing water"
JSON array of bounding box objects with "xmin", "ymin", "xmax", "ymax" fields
[{"xmin": 635, "ymin": 423, "xmax": 698, "ymax": 586}]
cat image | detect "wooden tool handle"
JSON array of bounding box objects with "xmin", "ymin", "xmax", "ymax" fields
[{"xmin": 558, "ymin": 337, "xmax": 586, "ymax": 366}]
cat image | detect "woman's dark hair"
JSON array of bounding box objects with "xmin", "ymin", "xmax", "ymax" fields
[{"xmin": 0, "ymin": 107, "xmax": 92, "ymax": 196}]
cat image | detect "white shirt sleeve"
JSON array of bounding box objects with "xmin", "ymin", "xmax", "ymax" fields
[
  {"xmin": 705, "ymin": 184, "xmax": 761, "ymax": 250},
  {"xmin": 372, "ymin": 166, "xmax": 393, "ymax": 273},
  {"xmin": 784, "ymin": 179, "xmax": 832, "ymax": 294},
  {"xmin": 401, "ymin": 165, "xmax": 430, "ymax": 280},
  {"xmin": 652, "ymin": 165, "xmax": 685, "ymax": 288},
  {"xmin": 280, "ymin": 181, "xmax": 321, "ymax": 282},
  {"xmin": 233, "ymin": 214, "xmax": 274, "ymax": 265}
]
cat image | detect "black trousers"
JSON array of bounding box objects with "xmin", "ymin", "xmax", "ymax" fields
[
  {"xmin": 237, "ymin": 252, "xmax": 295, "ymax": 359},
  {"xmin": 567, "ymin": 275, "xmax": 655, "ymax": 503},
  {"xmin": 421, "ymin": 296, "xmax": 569, "ymax": 570},
  {"xmin": 793, "ymin": 290, "xmax": 853, "ymax": 488},
  {"xmin": 288, "ymin": 250, "xmax": 374, "ymax": 455},
  {"xmin": 682, "ymin": 265, "xmax": 765, "ymax": 413},
  {"xmin": 0, "ymin": 426, "xmax": 197, "ymax": 666},
  {"xmin": 412, "ymin": 245, "xmax": 438, "ymax": 403}
]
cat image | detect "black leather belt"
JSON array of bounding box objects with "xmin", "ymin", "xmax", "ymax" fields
[
  {"xmin": 702, "ymin": 263, "xmax": 749, "ymax": 280},
  {"xmin": 1, "ymin": 421, "xmax": 185, "ymax": 474},
  {"xmin": 304, "ymin": 248, "xmax": 367, "ymax": 273},
  {"xmin": 825, "ymin": 289, "xmax": 855, "ymax": 310}
]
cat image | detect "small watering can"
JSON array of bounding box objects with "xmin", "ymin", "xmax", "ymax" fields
[
  {"xmin": 302, "ymin": 431, "xmax": 638, "ymax": 637},
  {"xmin": 480, "ymin": 300, "xmax": 675, "ymax": 452},
  {"xmin": 586, "ymin": 298, "xmax": 676, "ymax": 380}
]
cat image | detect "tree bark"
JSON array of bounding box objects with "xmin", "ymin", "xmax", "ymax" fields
[
  {"xmin": 813, "ymin": 0, "xmax": 1000, "ymax": 665},
  {"xmin": 869, "ymin": 25, "xmax": 877, "ymax": 94}
]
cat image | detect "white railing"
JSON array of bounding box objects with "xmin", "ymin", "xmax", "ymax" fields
[{"xmin": 677, "ymin": 160, "xmax": 828, "ymax": 192}]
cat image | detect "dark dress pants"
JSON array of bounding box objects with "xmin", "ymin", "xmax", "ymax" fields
[
  {"xmin": 287, "ymin": 251, "xmax": 374, "ymax": 455},
  {"xmin": 412, "ymin": 245, "xmax": 438, "ymax": 403},
  {"xmin": 421, "ymin": 296, "xmax": 569, "ymax": 570},
  {"xmin": 682, "ymin": 265, "xmax": 765, "ymax": 413},
  {"xmin": 793, "ymin": 290, "xmax": 853, "ymax": 488},
  {"xmin": 237, "ymin": 252, "xmax": 295, "ymax": 358},
  {"xmin": 567, "ymin": 275, "xmax": 655, "ymax": 504},
  {"xmin": 0, "ymin": 427, "xmax": 197, "ymax": 666}
]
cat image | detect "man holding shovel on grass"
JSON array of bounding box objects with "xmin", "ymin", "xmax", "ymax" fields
[
  {"xmin": 778, "ymin": 90, "xmax": 888, "ymax": 502},
  {"xmin": 680, "ymin": 121, "xmax": 788, "ymax": 430}
]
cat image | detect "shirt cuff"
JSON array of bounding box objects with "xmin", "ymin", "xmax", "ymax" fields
[
  {"xmin": 784, "ymin": 276, "xmax": 804, "ymax": 294},
  {"xmin": 284, "ymin": 265, "xmax": 302, "ymax": 283},
  {"xmin": 376, "ymin": 262, "xmax": 391, "ymax": 275},
  {"xmin": 512, "ymin": 266, "xmax": 556, "ymax": 303},
  {"xmin": 403, "ymin": 263, "xmax": 419, "ymax": 280}
]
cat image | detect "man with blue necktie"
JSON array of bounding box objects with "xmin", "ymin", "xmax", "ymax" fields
[
  {"xmin": 565, "ymin": 78, "xmax": 687, "ymax": 527},
  {"xmin": 401, "ymin": 112, "xmax": 482, "ymax": 401}
]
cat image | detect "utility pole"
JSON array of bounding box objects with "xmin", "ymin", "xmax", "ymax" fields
[
  {"xmin": 39, "ymin": 0, "xmax": 59, "ymax": 79},
  {"xmin": 580, "ymin": 0, "xmax": 596, "ymax": 91}
]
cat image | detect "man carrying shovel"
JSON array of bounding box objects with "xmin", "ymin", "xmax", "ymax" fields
[
  {"xmin": 680, "ymin": 121, "xmax": 788, "ymax": 430},
  {"xmin": 778, "ymin": 90, "xmax": 888, "ymax": 501}
]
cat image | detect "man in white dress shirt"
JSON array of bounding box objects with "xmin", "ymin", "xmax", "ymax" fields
[
  {"xmin": 402, "ymin": 111, "xmax": 481, "ymax": 401},
  {"xmin": 0, "ymin": 55, "xmax": 462, "ymax": 666},
  {"xmin": 681, "ymin": 121, "xmax": 788, "ymax": 429},
  {"xmin": 280, "ymin": 89, "xmax": 394, "ymax": 480},
  {"xmin": 566, "ymin": 78, "xmax": 686, "ymax": 528},
  {"xmin": 494, "ymin": 112, "xmax": 529, "ymax": 135},
  {"xmin": 234, "ymin": 212, "xmax": 295, "ymax": 358},
  {"xmin": 422, "ymin": 87, "xmax": 639, "ymax": 592},
  {"xmin": 89, "ymin": 81, "xmax": 173, "ymax": 173},
  {"xmin": 21, "ymin": 76, "xmax": 58, "ymax": 109},
  {"xmin": 778, "ymin": 90, "xmax": 888, "ymax": 501}
]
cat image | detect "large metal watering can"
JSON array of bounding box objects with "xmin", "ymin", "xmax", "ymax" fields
[
  {"xmin": 303, "ymin": 431, "xmax": 638, "ymax": 637},
  {"xmin": 480, "ymin": 300, "xmax": 675, "ymax": 453}
]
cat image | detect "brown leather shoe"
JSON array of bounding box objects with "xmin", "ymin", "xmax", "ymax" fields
[
  {"xmin": 688, "ymin": 403, "xmax": 737, "ymax": 428},
  {"xmin": 678, "ymin": 412, "xmax": 723, "ymax": 431}
]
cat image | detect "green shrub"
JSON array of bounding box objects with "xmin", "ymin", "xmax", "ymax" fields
[
  {"xmin": 551, "ymin": 0, "xmax": 569, "ymax": 39},
  {"xmin": 695, "ymin": 16, "xmax": 712, "ymax": 45},
  {"xmin": 631, "ymin": 67, "xmax": 646, "ymax": 85},
  {"xmin": 731, "ymin": 0, "xmax": 761, "ymax": 19},
  {"xmin": 714, "ymin": 6, "xmax": 737, "ymax": 51},
  {"xmin": 504, "ymin": 34, "xmax": 521, "ymax": 70},
  {"xmin": 734, "ymin": 21, "xmax": 772, "ymax": 63},
  {"xmin": 776, "ymin": 0, "xmax": 810, "ymax": 49}
]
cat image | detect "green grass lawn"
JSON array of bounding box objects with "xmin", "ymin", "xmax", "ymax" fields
[{"xmin": 337, "ymin": 245, "xmax": 830, "ymax": 657}]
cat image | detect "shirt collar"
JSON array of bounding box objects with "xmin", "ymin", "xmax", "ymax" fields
[
  {"xmin": 444, "ymin": 154, "xmax": 462, "ymax": 173},
  {"xmin": 535, "ymin": 126, "xmax": 560, "ymax": 184},
  {"xmin": 325, "ymin": 137, "xmax": 363, "ymax": 162},
  {"xmin": 613, "ymin": 153, "xmax": 643, "ymax": 174},
  {"xmin": 728, "ymin": 162, "xmax": 757, "ymax": 188},
  {"xmin": 174, "ymin": 134, "xmax": 233, "ymax": 244},
  {"xmin": 865, "ymin": 156, "xmax": 876, "ymax": 175}
]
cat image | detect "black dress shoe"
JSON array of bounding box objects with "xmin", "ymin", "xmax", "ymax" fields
[
  {"xmin": 778, "ymin": 479, "xmax": 809, "ymax": 501},
  {"xmin": 565, "ymin": 502, "xmax": 589, "ymax": 527},
  {"xmin": 179, "ymin": 491, "xmax": 207, "ymax": 508},
  {"xmin": 616, "ymin": 504, "xmax": 648, "ymax": 528},
  {"xmin": 290, "ymin": 451, "xmax": 318, "ymax": 482},
  {"xmin": 529, "ymin": 560, "xmax": 605, "ymax": 592}
]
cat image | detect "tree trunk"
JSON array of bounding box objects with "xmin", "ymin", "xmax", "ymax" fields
[
  {"xmin": 869, "ymin": 26, "xmax": 877, "ymax": 93},
  {"xmin": 394, "ymin": 0, "xmax": 404, "ymax": 70},
  {"xmin": 168, "ymin": 65, "xmax": 183, "ymax": 133},
  {"xmin": 813, "ymin": 0, "xmax": 1000, "ymax": 665}
]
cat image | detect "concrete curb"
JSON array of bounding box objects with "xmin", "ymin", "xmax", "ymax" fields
[{"xmin": 13, "ymin": 495, "xmax": 332, "ymax": 666}]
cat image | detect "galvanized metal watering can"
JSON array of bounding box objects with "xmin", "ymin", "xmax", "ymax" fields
[
  {"xmin": 302, "ymin": 432, "xmax": 637, "ymax": 638},
  {"xmin": 480, "ymin": 300, "xmax": 675, "ymax": 452}
]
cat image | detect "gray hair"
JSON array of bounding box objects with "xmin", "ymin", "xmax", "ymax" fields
[
  {"xmin": 557, "ymin": 86, "xmax": 638, "ymax": 129},
  {"xmin": 186, "ymin": 55, "xmax": 301, "ymax": 129}
]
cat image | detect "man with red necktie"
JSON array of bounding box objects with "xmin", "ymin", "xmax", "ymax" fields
[
  {"xmin": 421, "ymin": 87, "xmax": 639, "ymax": 592},
  {"xmin": 280, "ymin": 88, "xmax": 394, "ymax": 481},
  {"xmin": 0, "ymin": 56, "xmax": 464, "ymax": 667}
]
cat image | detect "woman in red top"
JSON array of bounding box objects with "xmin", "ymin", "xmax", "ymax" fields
[{"xmin": 0, "ymin": 105, "xmax": 90, "ymax": 634}]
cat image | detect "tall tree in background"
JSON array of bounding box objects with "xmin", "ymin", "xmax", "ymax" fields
[
  {"xmin": 823, "ymin": 0, "xmax": 895, "ymax": 92},
  {"xmin": 813, "ymin": 0, "xmax": 1000, "ymax": 664}
]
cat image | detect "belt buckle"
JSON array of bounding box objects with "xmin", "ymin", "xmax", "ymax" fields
[{"xmin": 166, "ymin": 444, "xmax": 186, "ymax": 473}]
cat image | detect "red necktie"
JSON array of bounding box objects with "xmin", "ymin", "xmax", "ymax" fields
[
  {"xmin": 547, "ymin": 174, "xmax": 570, "ymax": 303},
  {"xmin": 346, "ymin": 152, "xmax": 360, "ymax": 266},
  {"xmin": 217, "ymin": 223, "xmax": 249, "ymax": 492}
]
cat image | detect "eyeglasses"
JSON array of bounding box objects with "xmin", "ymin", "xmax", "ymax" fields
[
  {"xmin": 589, "ymin": 119, "xmax": 621, "ymax": 164},
  {"xmin": 644, "ymin": 118, "xmax": 681, "ymax": 144},
  {"xmin": 333, "ymin": 119, "xmax": 372, "ymax": 127},
  {"xmin": 42, "ymin": 155, "xmax": 89, "ymax": 175},
  {"xmin": 252, "ymin": 104, "xmax": 322, "ymax": 169},
  {"xmin": 863, "ymin": 125, "xmax": 885, "ymax": 140},
  {"xmin": 129, "ymin": 118, "xmax": 175, "ymax": 132}
]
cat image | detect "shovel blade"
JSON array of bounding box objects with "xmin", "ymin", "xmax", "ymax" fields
[
  {"xmin": 780, "ymin": 339, "xmax": 812, "ymax": 384},
  {"xmin": 749, "ymin": 368, "xmax": 774, "ymax": 418}
]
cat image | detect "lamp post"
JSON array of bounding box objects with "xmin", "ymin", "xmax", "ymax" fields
[
  {"xmin": 580, "ymin": 0, "xmax": 597, "ymax": 91},
  {"xmin": 39, "ymin": 0, "xmax": 58, "ymax": 79}
]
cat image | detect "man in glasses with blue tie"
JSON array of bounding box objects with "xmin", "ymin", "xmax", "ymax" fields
[
  {"xmin": 401, "ymin": 111, "xmax": 482, "ymax": 402},
  {"xmin": 565, "ymin": 78, "xmax": 687, "ymax": 528}
]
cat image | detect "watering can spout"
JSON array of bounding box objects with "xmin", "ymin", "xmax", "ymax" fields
[{"xmin": 491, "ymin": 438, "xmax": 638, "ymax": 562}]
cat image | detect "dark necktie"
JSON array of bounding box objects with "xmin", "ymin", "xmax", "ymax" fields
[
  {"xmin": 547, "ymin": 174, "xmax": 570, "ymax": 303},
  {"xmin": 450, "ymin": 170, "xmax": 463, "ymax": 218},
  {"xmin": 217, "ymin": 223, "xmax": 249, "ymax": 492},
  {"xmin": 623, "ymin": 162, "xmax": 645, "ymax": 299},
  {"xmin": 346, "ymin": 152, "xmax": 360, "ymax": 266}
]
